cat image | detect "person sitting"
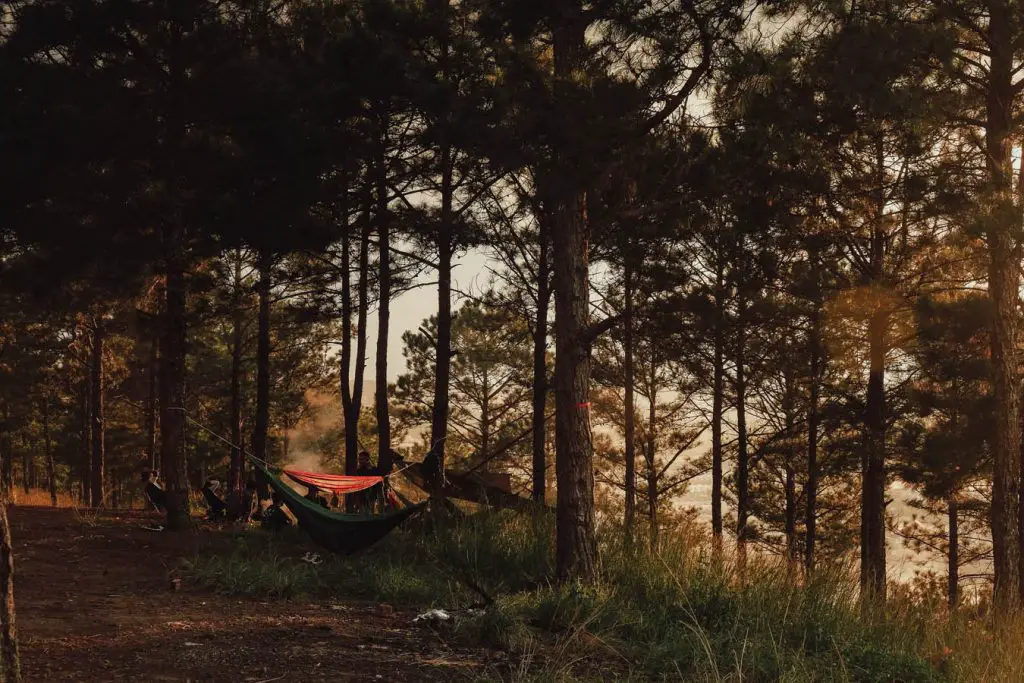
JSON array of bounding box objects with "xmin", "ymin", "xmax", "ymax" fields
[
  {"xmin": 354, "ymin": 451, "xmax": 386, "ymax": 513},
  {"xmin": 329, "ymin": 494, "xmax": 340, "ymax": 509},
  {"xmin": 141, "ymin": 469, "xmax": 167, "ymax": 511},
  {"xmin": 201, "ymin": 479, "xmax": 227, "ymax": 520},
  {"xmin": 242, "ymin": 478, "xmax": 259, "ymax": 521},
  {"xmin": 304, "ymin": 483, "xmax": 328, "ymax": 508},
  {"xmin": 261, "ymin": 492, "xmax": 292, "ymax": 531}
]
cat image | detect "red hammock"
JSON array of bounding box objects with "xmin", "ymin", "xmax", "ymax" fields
[{"xmin": 283, "ymin": 469, "xmax": 382, "ymax": 495}]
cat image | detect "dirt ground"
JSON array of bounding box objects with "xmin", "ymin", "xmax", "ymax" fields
[{"xmin": 11, "ymin": 506, "xmax": 503, "ymax": 682}]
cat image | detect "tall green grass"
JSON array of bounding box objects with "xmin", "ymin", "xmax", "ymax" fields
[{"xmin": 182, "ymin": 511, "xmax": 1020, "ymax": 682}]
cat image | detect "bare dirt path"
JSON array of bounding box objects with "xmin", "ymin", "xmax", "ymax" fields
[{"xmin": 12, "ymin": 506, "xmax": 499, "ymax": 682}]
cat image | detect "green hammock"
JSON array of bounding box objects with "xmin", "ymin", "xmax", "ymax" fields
[{"xmin": 251, "ymin": 458, "xmax": 426, "ymax": 554}]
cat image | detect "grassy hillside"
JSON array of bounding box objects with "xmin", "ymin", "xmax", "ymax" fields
[{"xmin": 184, "ymin": 512, "xmax": 1021, "ymax": 682}]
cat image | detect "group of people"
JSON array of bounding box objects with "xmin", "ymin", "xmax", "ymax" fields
[{"xmin": 139, "ymin": 449, "xmax": 394, "ymax": 530}]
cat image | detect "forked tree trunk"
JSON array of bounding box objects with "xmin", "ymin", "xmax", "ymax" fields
[
  {"xmin": 984, "ymin": 0, "xmax": 1021, "ymax": 611},
  {"xmin": 0, "ymin": 501, "xmax": 21, "ymax": 683},
  {"xmin": 532, "ymin": 215, "xmax": 551, "ymax": 503},
  {"xmin": 623, "ymin": 256, "xmax": 636, "ymax": 545},
  {"xmin": 90, "ymin": 319, "xmax": 105, "ymax": 507},
  {"xmin": 346, "ymin": 191, "xmax": 371, "ymax": 485},
  {"xmin": 551, "ymin": 0, "xmax": 598, "ymax": 582}
]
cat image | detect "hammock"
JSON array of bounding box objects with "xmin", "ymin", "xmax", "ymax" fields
[
  {"xmin": 283, "ymin": 469, "xmax": 383, "ymax": 495},
  {"xmin": 251, "ymin": 458, "xmax": 426, "ymax": 554}
]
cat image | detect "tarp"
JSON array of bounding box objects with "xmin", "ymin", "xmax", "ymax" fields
[{"xmin": 283, "ymin": 469, "xmax": 383, "ymax": 495}]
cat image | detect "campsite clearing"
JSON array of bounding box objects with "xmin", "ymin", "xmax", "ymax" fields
[{"xmin": 13, "ymin": 506, "xmax": 499, "ymax": 682}]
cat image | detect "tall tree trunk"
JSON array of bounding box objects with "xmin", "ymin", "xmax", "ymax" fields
[
  {"xmin": 340, "ymin": 168, "xmax": 356, "ymax": 477},
  {"xmin": 374, "ymin": 111, "xmax": 394, "ymax": 473},
  {"xmin": 252, "ymin": 251, "xmax": 272, "ymax": 475},
  {"xmin": 735, "ymin": 300, "xmax": 749, "ymax": 567},
  {"xmin": 90, "ymin": 320, "xmax": 105, "ymax": 507},
  {"xmin": 160, "ymin": 225, "xmax": 191, "ymax": 531},
  {"xmin": 645, "ymin": 363, "xmax": 657, "ymax": 549},
  {"xmin": 345, "ymin": 190, "xmax": 372, "ymax": 493},
  {"xmin": 862, "ymin": 308, "xmax": 887, "ymax": 601},
  {"xmin": 42, "ymin": 397, "xmax": 56, "ymax": 507},
  {"xmin": 532, "ymin": 214, "xmax": 551, "ymax": 503},
  {"xmin": 805, "ymin": 303, "xmax": 822, "ymax": 573},
  {"xmin": 984, "ymin": 0, "xmax": 1021, "ymax": 611},
  {"xmin": 711, "ymin": 263, "xmax": 725, "ymax": 543},
  {"xmin": 551, "ymin": 0, "xmax": 598, "ymax": 582},
  {"xmin": 861, "ymin": 135, "xmax": 888, "ymax": 603},
  {"xmin": 147, "ymin": 335, "xmax": 159, "ymax": 472},
  {"xmin": 0, "ymin": 430, "xmax": 11, "ymax": 507},
  {"xmin": 0, "ymin": 501, "xmax": 20, "ymax": 683},
  {"xmin": 782, "ymin": 366, "xmax": 797, "ymax": 565},
  {"xmin": 19, "ymin": 454, "xmax": 27, "ymax": 498},
  {"xmin": 623, "ymin": 256, "xmax": 636, "ymax": 545},
  {"xmin": 80, "ymin": 373, "xmax": 90, "ymax": 506},
  {"xmin": 228, "ymin": 254, "xmax": 245, "ymax": 511},
  {"xmin": 948, "ymin": 495, "xmax": 959, "ymax": 609},
  {"xmin": 430, "ymin": 4, "xmax": 454, "ymax": 485}
]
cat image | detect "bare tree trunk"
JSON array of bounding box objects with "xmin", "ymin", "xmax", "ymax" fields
[
  {"xmin": 42, "ymin": 397, "xmax": 57, "ymax": 507},
  {"xmin": 551, "ymin": 0, "xmax": 598, "ymax": 582},
  {"xmin": 340, "ymin": 167, "xmax": 356, "ymax": 477},
  {"xmin": 430, "ymin": 5, "xmax": 455, "ymax": 485},
  {"xmin": 805, "ymin": 304, "xmax": 821, "ymax": 573},
  {"xmin": 160, "ymin": 225, "xmax": 192, "ymax": 531},
  {"xmin": 735, "ymin": 300, "xmax": 749, "ymax": 568},
  {"xmin": 90, "ymin": 319, "xmax": 105, "ymax": 507},
  {"xmin": 80, "ymin": 374, "xmax": 90, "ymax": 506},
  {"xmin": 147, "ymin": 335, "xmax": 159, "ymax": 472},
  {"xmin": 948, "ymin": 495, "xmax": 959, "ymax": 609},
  {"xmin": 228, "ymin": 254, "xmax": 245, "ymax": 512},
  {"xmin": 984, "ymin": 0, "xmax": 1021, "ymax": 611},
  {"xmin": 0, "ymin": 501, "xmax": 21, "ymax": 683},
  {"xmin": 0, "ymin": 430, "xmax": 11, "ymax": 507},
  {"xmin": 711, "ymin": 264, "xmax": 725, "ymax": 544},
  {"xmin": 532, "ymin": 214, "xmax": 551, "ymax": 503},
  {"xmin": 862, "ymin": 308, "xmax": 887, "ymax": 601},
  {"xmin": 623, "ymin": 256, "xmax": 636, "ymax": 545},
  {"xmin": 645, "ymin": 362, "xmax": 657, "ymax": 549},
  {"xmin": 252, "ymin": 251, "xmax": 272, "ymax": 475},
  {"xmin": 344, "ymin": 189, "xmax": 372, "ymax": 502},
  {"xmin": 783, "ymin": 366, "xmax": 797, "ymax": 565},
  {"xmin": 374, "ymin": 111, "xmax": 394, "ymax": 473},
  {"xmin": 19, "ymin": 453, "xmax": 27, "ymax": 498}
]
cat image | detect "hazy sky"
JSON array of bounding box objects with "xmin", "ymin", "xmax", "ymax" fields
[{"xmin": 367, "ymin": 247, "xmax": 495, "ymax": 382}]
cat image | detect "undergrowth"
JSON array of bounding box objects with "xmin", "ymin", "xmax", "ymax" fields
[{"xmin": 181, "ymin": 510, "xmax": 1022, "ymax": 682}]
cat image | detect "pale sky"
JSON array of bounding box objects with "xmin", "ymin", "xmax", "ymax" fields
[{"xmin": 368, "ymin": 247, "xmax": 496, "ymax": 382}]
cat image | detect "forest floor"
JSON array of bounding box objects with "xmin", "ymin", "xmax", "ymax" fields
[{"xmin": 12, "ymin": 506, "xmax": 502, "ymax": 682}]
